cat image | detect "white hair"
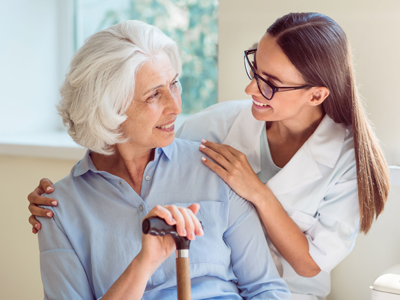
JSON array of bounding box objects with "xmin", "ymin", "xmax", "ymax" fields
[{"xmin": 58, "ymin": 20, "xmax": 182, "ymax": 155}]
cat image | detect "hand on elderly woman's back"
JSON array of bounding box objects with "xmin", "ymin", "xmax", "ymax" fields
[
  {"xmin": 28, "ymin": 178, "xmax": 57, "ymax": 233},
  {"xmin": 137, "ymin": 203, "xmax": 203, "ymax": 269}
]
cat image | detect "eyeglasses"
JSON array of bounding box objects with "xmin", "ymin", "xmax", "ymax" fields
[{"xmin": 244, "ymin": 49, "xmax": 312, "ymax": 100}]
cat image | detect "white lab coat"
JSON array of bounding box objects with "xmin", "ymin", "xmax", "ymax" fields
[{"xmin": 176, "ymin": 100, "xmax": 360, "ymax": 300}]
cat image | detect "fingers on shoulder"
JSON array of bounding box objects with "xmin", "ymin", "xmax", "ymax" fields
[
  {"xmin": 39, "ymin": 178, "xmax": 54, "ymax": 194},
  {"xmin": 28, "ymin": 203, "xmax": 54, "ymax": 218}
]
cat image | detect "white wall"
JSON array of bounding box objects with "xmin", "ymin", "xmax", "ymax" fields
[
  {"xmin": 218, "ymin": 1, "xmax": 400, "ymax": 299},
  {"xmin": 0, "ymin": 156, "xmax": 77, "ymax": 300}
]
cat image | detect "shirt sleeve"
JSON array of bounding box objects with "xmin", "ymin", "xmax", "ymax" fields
[
  {"xmin": 224, "ymin": 190, "xmax": 291, "ymax": 300},
  {"xmin": 38, "ymin": 208, "xmax": 95, "ymax": 300},
  {"xmin": 303, "ymin": 166, "xmax": 360, "ymax": 274}
]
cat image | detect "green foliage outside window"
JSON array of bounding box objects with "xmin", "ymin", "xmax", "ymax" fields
[{"xmin": 95, "ymin": 0, "xmax": 218, "ymax": 114}]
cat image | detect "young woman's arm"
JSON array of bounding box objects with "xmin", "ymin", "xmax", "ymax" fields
[{"xmin": 199, "ymin": 140, "xmax": 320, "ymax": 277}]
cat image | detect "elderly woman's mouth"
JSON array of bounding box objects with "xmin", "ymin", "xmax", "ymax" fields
[{"xmin": 156, "ymin": 121, "xmax": 175, "ymax": 132}]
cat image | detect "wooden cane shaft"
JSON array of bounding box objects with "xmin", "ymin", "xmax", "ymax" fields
[{"xmin": 176, "ymin": 257, "xmax": 191, "ymax": 300}]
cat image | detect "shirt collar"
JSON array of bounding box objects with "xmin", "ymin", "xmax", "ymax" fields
[
  {"xmin": 73, "ymin": 150, "xmax": 97, "ymax": 177},
  {"xmin": 160, "ymin": 142, "xmax": 173, "ymax": 160},
  {"xmin": 73, "ymin": 143, "xmax": 174, "ymax": 178}
]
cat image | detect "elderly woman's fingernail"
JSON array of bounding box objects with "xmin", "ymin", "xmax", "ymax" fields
[
  {"xmin": 200, "ymin": 144, "xmax": 206, "ymax": 149},
  {"xmin": 188, "ymin": 232, "xmax": 195, "ymax": 240},
  {"xmin": 170, "ymin": 218, "xmax": 176, "ymax": 225},
  {"xmin": 46, "ymin": 186, "xmax": 53, "ymax": 192},
  {"xmin": 52, "ymin": 201, "xmax": 58, "ymax": 206},
  {"xmin": 46, "ymin": 212, "xmax": 52, "ymax": 217},
  {"xmin": 201, "ymin": 157, "xmax": 206, "ymax": 162},
  {"xmin": 35, "ymin": 224, "xmax": 38, "ymax": 229},
  {"xmin": 201, "ymin": 139, "xmax": 207, "ymax": 144},
  {"xmin": 180, "ymin": 228, "xmax": 187, "ymax": 236},
  {"xmin": 197, "ymin": 228, "xmax": 204, "ymax": 235}
]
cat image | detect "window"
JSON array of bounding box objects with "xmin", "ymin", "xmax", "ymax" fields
[{"xmin": 0, "ymin": 1, "xmax": 218, "ymax": 159}]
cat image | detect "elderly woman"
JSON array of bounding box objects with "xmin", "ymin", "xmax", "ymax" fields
[{"xmin": 36, "ymin": 20, "xmax": 290, "ymax": 300}]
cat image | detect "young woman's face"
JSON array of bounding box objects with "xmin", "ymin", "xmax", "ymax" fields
[{"xmin": 245, "ymin": 33, "xmax": 318, "ymax": 122}]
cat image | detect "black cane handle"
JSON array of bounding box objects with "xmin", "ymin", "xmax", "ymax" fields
[{"xmin": 142, "ymin": 216, "xmax": 203, "ymax": 250}]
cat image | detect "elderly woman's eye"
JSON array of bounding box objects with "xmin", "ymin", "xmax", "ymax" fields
[{"xmin": 148, "ymin": 91, "xmax": 159, "ymax": 100}]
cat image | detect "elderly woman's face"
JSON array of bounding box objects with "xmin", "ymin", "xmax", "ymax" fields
[{"xmin": 121, "ymin": 51, "xmax": 182, "ymax": 150}]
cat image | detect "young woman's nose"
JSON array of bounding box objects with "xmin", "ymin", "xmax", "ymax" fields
[{"xmin": 245, "ymin": 78, "xmax": 260, "ymax": 96}]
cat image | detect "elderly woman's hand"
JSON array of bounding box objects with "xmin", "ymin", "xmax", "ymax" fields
[
  {"xmin": 199, "ymin": 139, "xmax": 267, "ymax": 205},
  {"xmin": 139, "ymin": 204, "xmax": 203, "ymax": 268},
  {"xmin": 28, "ymin": 178, "xmax": 58, "ymax": 233}
]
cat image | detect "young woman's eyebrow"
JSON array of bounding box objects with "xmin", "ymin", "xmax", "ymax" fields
[
  {"xmin": 143, "ymin": 73, "xmax": 179, "ymax": 96},
  {"xmin": 261, "ymin": 71, "xmax": 283, "ymax": 84},
  {"xmin": 253, "ymin": 56, "xmax": 283, "ymax": 84}
]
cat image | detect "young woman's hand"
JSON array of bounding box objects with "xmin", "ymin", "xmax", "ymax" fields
[
  {"xmin": 199, "ymin": 139, "xmax": 267, "ymax": 204},
  {"xmin": 138, "ymin": 203, "xmax": 203, "ymax": 269},
  {"xmin": 27, "ymin": 178, "xmax": 57, "ymax": 233}
]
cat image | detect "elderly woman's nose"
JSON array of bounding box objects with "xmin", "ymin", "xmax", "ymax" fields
[
  {"xmin": 164, "ymin": 92, "xmax": 182, "ymax": 115},
  {"xmin": 171, "ymin": 97, "xmax": 182, "ymax": 115}
]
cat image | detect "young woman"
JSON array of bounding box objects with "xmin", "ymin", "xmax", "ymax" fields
[{"xmin": 28, "ymin": 12, "xmax": 390, "ymax": 300}]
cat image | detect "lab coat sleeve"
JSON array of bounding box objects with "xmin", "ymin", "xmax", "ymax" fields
[
  {"xmin": 176, "ymin": 100, "xmax": 249, "ymax": 143},
  {"xmin": 306, "ymin": 166, "xmax": 359, "ymax": 274},
  {"xmin": 224, "ymin": 190, "xmax": 291, "ymax": 299},
  {"xmin": 38, "ymin": 207, "xmax": 95, "ymax": 300}
]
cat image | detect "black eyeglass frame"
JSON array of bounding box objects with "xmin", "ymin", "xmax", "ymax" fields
[{"xmin": 244, "ymin": 49, "xmax": 313, "ymax": 100}]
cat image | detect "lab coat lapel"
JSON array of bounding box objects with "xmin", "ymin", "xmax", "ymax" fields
[
  {"xmin": 223, "ymin": 102, "xmax": 264, "ymax": 174},
  {"xmin": 267, "ymin": 115, "xmax": 347, "ymax": 196},
  {"xmin": 266, "ymin": 142, "xmax": 323, "ymax": 196}
]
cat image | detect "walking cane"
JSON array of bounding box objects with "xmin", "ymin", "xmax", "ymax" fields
[{"xmin": 142, "ymin": 217, "xmax": 202, "ymax": 300}]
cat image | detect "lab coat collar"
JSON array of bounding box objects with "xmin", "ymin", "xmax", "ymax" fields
[{"xmin": 223, "ymin": 101, "xmax": 347, "ymax": 196}]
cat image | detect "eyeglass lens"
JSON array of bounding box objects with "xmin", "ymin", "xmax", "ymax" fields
[{"xmin": 245, "ymin": 51, "xmax": 273, "ymax": 100}]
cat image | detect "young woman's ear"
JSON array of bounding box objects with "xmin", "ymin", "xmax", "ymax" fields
[{"xmin": 309, "ymin": 87, "xmax": 330, "ymax": 106}]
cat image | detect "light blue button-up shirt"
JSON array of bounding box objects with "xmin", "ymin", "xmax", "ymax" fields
[{"xmin": 38, "ymin": 138, "xmax": 290, "ymax": 300}]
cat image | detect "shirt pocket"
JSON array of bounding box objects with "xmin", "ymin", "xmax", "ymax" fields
[
  {"xmin": 291, "ymin": 210, "xmax": 319, "ymax": 233},
  {"xmin": 168, "ymin": 201, "xmax": 229, "ymax": 266}
]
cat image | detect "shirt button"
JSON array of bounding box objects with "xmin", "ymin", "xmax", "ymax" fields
[
  {"xmin": 119, "ymin": 181, "xmax": 123, "ymax": 186},
  {"xmin": 139, "ymin": 205, "xmax": 144, "ymax": 211},
  {"xmin": 145, "ymin": 175, "xmax": 151, "ymax": 181}
]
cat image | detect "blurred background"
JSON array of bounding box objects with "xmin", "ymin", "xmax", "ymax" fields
[{"xmin": 0, "ymin": 0, "xmax": 399, "ymax": 299}]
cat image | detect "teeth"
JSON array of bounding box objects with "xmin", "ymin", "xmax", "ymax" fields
[
  {"xmin": 253, "ymin": 99, "xmax": 269, "ymax": 107},
  {"xmin": 157, "ymin": 122, "xmax": 175, "ymax": 129}
]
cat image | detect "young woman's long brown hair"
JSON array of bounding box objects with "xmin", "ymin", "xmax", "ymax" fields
[{"xmin": 267, "ymin": 12, "xmax": 390, "ymax": 233}]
